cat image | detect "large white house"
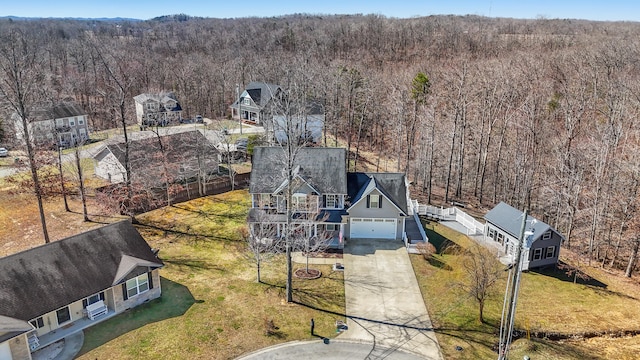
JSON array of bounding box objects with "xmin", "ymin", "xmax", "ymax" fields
[{"xmin": 13, "ymin": 102, "xmax": 90, "ymax": 149}]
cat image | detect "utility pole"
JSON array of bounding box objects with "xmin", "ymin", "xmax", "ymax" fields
[
  {"xmin": 236, "ymin": 84, "xmax": 243, "ymax": 135},
  {"xmin": 498, "ymin": 209, "xmax": 528, "ymax": 360}
]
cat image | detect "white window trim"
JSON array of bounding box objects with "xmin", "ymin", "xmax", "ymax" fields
[
  {"xmin": 326, "ymin": 224, "xmax": 337, "ymax": 231},
  {"xmin": 243, "ymin": 98, "xmax": 251, "ymax": 105},
  {"xmin": 546, "ymin": 246, "xmax": 555, "ymax": 259},
  {"xmin": 533, "ymin": 248, "xmax": 543, "ymax": 261},
  {"xmin": 78, "ymin": 117, "xmax": 85, "ymax": 125},
  {"xmin": 126, "ymin": 274, "xmax": 150, "ymax": 298},
  {"xmin": 369, "ymin": 194, "xmax": 380, "ymax": 208},
  {"xmin": 543, "ymin": 231, "xmax": 552, "ymax": 240},
  {"xmin": 30, "ymin": 316, "xmax": 44, "ymax": 329},
  {"xmin": 325, "ymin": 194, "xmax": 337, "ymax": 208}
]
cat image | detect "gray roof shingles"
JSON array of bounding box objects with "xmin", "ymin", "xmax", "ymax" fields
[
  {"xmin": 0, "ymin": 221, "xmax": 162, "ymax": 321},
  {"xmin": 250, "ymin": 147, "xmax": 347, "ymax": 195},
  {"xmin": 347, "ymin": 172, "xmax": 408, "ymax": 214},
  {"xmin": 484, "ymin": 202, "xmax": 553, "ymax": 240}
]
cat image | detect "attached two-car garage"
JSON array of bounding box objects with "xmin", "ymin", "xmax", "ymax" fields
[{"xmin": 349, "ymin": 218, "xmax": 397, "ymax": 239}]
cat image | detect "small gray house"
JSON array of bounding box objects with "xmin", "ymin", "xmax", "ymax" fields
[
  {"xmin": 484, "ymin": 202, "xmax": 563, "ymax": 270},
  {"xmin": 248, "ymin": 147, "xmax": 426, "ymax": 249},
  {"xmin": 0, "ymin": 221, "xmax": 163, "ymax": 359}
]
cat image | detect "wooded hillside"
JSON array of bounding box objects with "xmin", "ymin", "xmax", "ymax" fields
[{"xmin": 2, "ymin": 14, "xmax": 640, "ymax": 276}]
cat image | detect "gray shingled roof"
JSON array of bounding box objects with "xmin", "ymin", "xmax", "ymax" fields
[
  {"xmin": 347, "ymin": 172, "xmax": 408, "ymax": 214},
  {"xmin": 98, "ymin": 130, "xmax": 219, "ymax": 184},
  {"xmin": 250, "ymin": 147, "xmax": 347, "ymax": 195},
  {"xmin": 232, "ymin": 82, "xmax": 281, "ymax": 109},
  {"xmin": 134, "ymin": 92, "xmax": 182, "ymax": 112},
  {"xmin": 31, "ymin": 102, "xmax": 87, "ymax": 122},
  {"xmin": 0, "ymin": 221, "xmax": 163, "ymax": 322},
  {"xmin": 484, "ymin": 202, "xmax": 552, "ymax": 240}
]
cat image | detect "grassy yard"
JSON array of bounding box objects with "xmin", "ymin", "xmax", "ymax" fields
[
  {"xmin": 76, "ymin": 190, "xmax": 346, "ymax": 360},
  {"xmin": 412, "ymin": 221, "xmax": 640, "ymax": 360}
]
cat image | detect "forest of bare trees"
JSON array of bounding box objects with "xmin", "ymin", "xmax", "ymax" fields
[{"xmin": 3, "ymin": 14, "xmax": 640, "ymax": 276}]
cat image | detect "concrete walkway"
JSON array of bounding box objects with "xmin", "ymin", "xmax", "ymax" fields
[{"xmin": 339, "ymin": 238, "xmax": 443, "ymax": 359}]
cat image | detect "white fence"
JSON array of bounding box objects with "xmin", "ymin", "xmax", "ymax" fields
[{"xmin": 416, "ymin": 202, "xmax": 485, "ymax": 236}]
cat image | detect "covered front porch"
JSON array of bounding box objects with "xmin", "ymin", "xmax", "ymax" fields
[{"xmin": 31, "ymin": 309, "xmax": 117, "ymax": 352}]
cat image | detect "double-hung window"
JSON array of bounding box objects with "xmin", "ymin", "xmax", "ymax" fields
[
  {"xmin": 56, "ymin": 306, "xmax": 71, "ymax": 325},
  {"xmin": 126, "ymin": 273, "xmax": 150, "ymax": 298},
  {"xmin": 546, "ymin": 246, "xmax": 556, "ymax": 259},
  {"xmin": 533, "ymin": 248, "xmax": 543, "ymax": 261},
  {"xmin": 367, "ymin": 194, "xmax": 381, "ymax": 208}
]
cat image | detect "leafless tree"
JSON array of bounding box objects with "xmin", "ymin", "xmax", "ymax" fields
[
  {"xmin": 459, "ymin": 245, "xmax": 503, "ymax": 323},
  {"xmin": 0, "ymin": 26, "xmax": 51, "ymax": 243}
]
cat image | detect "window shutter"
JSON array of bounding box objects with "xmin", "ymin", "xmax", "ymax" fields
[
  {"xmin": 122, "ymin": 283, "xmax": 128, "ymax": 300},
  {"xmin": 366, "ymin": 195, "xmax": 370, "ymax": 208},
  {"xmin": 322, "ymin": 195, "xmax": 326, "ymax": 207},
  {"xmin": 148, "ymin": 271, "xmax": 154, "ymax": 290},
  {"xmin": 100, "ymin": 292, "xmax": 105, "ymax": 301},
  {"xmin": 379, "ymin": 197, "xmax": 383, "ymax": 208},
  {"xmin": 82, "ymin": 299, "xmax": 88, "ymax": 308}
]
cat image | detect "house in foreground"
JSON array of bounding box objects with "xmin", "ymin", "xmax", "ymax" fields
[
  {"xmin": 13, "ymin": 102, "xmax": 90, "ymax": 149},
  {"xmin": 0, "ymin": 221, "xmax": 163, "ymax": 359},
  {"xmin": 248, "ymin": 147, "xmax": 426, "ymax": 249},
  {"xmin": 484, "ymin": 202, "xmax": 563, "ymax": 270}
]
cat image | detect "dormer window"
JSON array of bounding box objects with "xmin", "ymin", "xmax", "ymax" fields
[
  {"xmin": 325, "ymin": 194, "xmax": 338, "ymax": 208},
  {"xmin": 542, "ymin": 231, "xmax": 551, "ymax": 240},
  {"xmin": 367, "ymin": 194, "xmax": 381, "ymax": 208},
  {"xmin": 243, "ymin": 98, "xmax": 251, "ymax": 106}
]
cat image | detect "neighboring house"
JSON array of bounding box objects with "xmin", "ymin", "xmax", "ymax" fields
[
  {"xmin": 93, "ymin": 130, "xmax": 220, "ymax": 185},
  {"xmin": 13, "ymin": 102, "xmax": 90, "ymax": 149},
  {"xmin": 134, "ymin": 92, "xmax": 182, "ymax": 127},
  {"xmin": 484, "ymin": 202, "xmax": 563, "ymax": 270},
  {"xmin": 248, "ymin": 147, "xmax": 426, "ymax": 249},
  {"xmin": 272, "ymin": 100, "xmax": 325, "ymax": 145},
  {"xmin": 230, "ymin": 82, "xmax": 281, "ymax": 124},
  {"xmin": 0, "ymin": 221, "xmax": 163, "ymax": 358}
]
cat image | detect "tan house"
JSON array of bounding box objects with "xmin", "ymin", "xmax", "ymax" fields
[
  {"xmin": 0, "ymin": 221, "xmax": 163, "ymax": 358},
  {"xmin": 13, "ymin": 102, "xmax": 90, "ymax": 149}
]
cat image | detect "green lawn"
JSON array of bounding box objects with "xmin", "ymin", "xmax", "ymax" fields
[
  {"xmin": 412, "ymin": 222, "xmax": 640, "ymax": 360},
  {"xmin": 77, "ymin": 190, "xmax": 345, "ymax": 360}
]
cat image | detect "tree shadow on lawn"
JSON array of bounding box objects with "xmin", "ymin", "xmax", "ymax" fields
[
  {"xmin": 531, "ymin": 262, "xmax": 608, "ymax": 289},
  {"xmin": 135, "ymin": 220, "xmax": 241, "ymax": 243},
  {"xmin": 77, "ymin": 277, "xmax": 196, "ymax": 356}
]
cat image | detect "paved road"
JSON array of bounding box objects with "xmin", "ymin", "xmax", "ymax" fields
[
  {"xmin": 339, "ymin": 238, "xmax": 444, "ymax": 359},
  {"xmin": 237, "ymin": 339, "xmax": 425, "ymax": 360}
]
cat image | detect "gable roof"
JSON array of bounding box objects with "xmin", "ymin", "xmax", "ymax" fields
[
  {"xmin": 96, "ymin": 130, "xmax": 219, "ymax": 184},
  {"xmin": 29, "ymin": 102, "xmax": 87, "ymax": 122},
  {"xmin": 250, "ymin": 147, "xmax": 347, "ymax": 195},
  {"xmin": 0, "ymin": 315, "xmax": 32, "ymax": 343},
  {"xmin": 134, "ymin": 92, "xmax": 182, "ymax": 112},
  {"xmin": 347, "ymin": 172, "xmax": 408, "ymax": 214},
  {"xmin": 484, "ymin": 202, "xmax": 556, "ymax": 241},
  {"xmin": 0, "ymin": 221, "xmax": 162, "ymax": 321},
  {"xmin": 234, "ymin": 82, "xmax": 281, "ymax": 109}
]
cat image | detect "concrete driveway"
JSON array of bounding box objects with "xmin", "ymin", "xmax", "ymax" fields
[{"xmin": 339, "ymin": 238, "xmax": 443, "ymax": 359}]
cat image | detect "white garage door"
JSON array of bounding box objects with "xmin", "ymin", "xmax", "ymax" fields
[{"xmin": 350, "ymin": 218, "xmax": 397, "ymax": 239}]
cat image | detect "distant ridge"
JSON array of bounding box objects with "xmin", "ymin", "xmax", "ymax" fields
[{"xmin": 0, "ymin": 16, "xmax": 142, "ymax": 22}]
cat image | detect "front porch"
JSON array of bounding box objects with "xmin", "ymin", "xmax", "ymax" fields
[{"xmin": 31, "ymin": 309, "xmax": 117, "ymax": 352}]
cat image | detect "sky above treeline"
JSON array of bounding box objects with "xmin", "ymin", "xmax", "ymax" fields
[{"xmin": 4, "ymin": 0, "xmax": 639, "ymax": 22}]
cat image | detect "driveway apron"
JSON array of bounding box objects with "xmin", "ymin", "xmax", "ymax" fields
[{"xmin": 339, "ymin": 238, "xmax": 443, "ymax": 359}]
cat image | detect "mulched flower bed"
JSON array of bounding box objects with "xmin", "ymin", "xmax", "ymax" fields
[
  {"xmin": 302, "ymin": 249, "xmax": 343, "ymax": 259},
  {"xmin": 294, "ymin": 268, "xmax": 322, "ymax": 279}
]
